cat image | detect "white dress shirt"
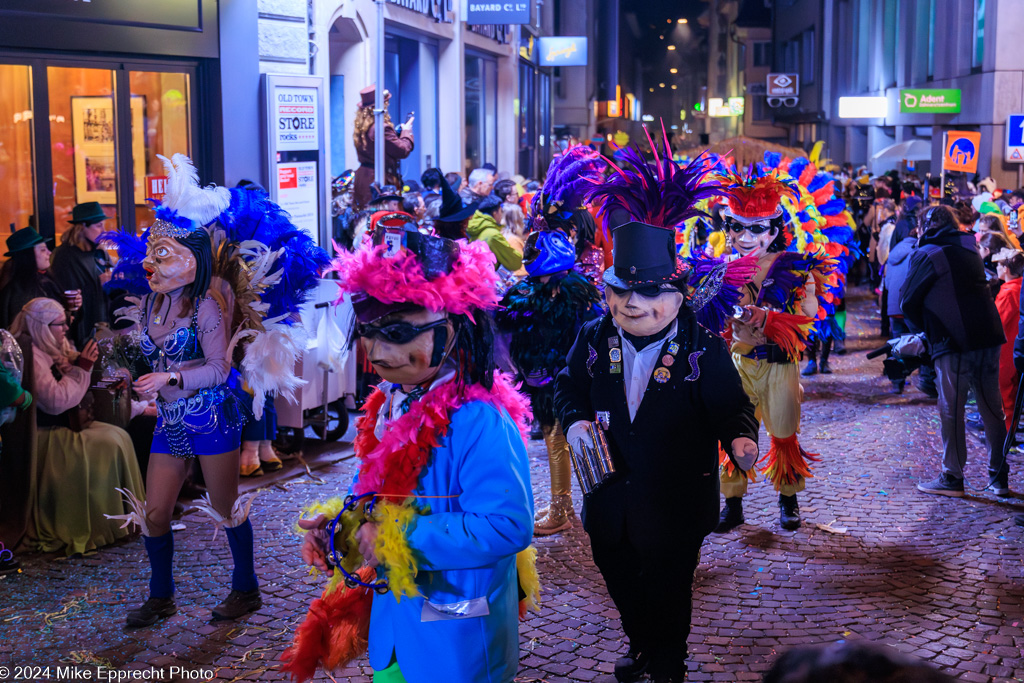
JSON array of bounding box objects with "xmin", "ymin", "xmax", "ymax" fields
[{"xmin": 614, "ymin": 320, "xmax": 678, "ymax": 422}]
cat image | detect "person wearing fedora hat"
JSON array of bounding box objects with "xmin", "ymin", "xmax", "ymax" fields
[
  {"xmin": 353, "ymin": 85, "xmax": 414, "ymax": 211},
  {"xmin": 554, "ymin": 144, "xmax": 759, "ymax": 683},
  {"xmin": 51, "ymin": 202, "xmax": 114, "ymax": 347},
  {"xmin": 0, "ymin": 227, "xmax": 70, "ymax": 330}
]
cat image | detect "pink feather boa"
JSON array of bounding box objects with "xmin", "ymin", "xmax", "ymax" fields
[
  {"xmin": 328, "ymin": 241, "xmax": 501, "ymax": 321},
  {"xmin": 354, "ymin": 371, "xmax": 532, "ymax": 497}
]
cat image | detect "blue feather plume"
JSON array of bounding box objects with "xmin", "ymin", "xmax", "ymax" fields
[
  {"xmin": 100, "ymin": 225, "xmax": 152, "ymax": 296},
  {"xmin": 219, "ymin": 186, "xmax": 330, "ymax": 319}
]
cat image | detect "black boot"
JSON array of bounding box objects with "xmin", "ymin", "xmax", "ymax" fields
[
  {"xmin": 614, "ymin": 648, "xmax": 650, "ymax": 683},
  {"xmin": 211, "ymin": 588, "xmax": 262, "ymax": 620},
  {"xmin": 713, "ymin": 497, "xmax": 744, "ymax": 533},
  {"xmin": 779, "ymin": 494, "xmax": 801, "ymax": 530},
  {"xmin": 126, "ymin": 597, "xmax": 177, "ymax": 627},
  {"xmin": 819, "ymin": 360, "xmax": 833, "ymax": 374}
]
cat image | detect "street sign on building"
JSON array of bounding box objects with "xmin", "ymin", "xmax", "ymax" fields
[
  {"xmin": 538, "ymin": 37, "xmax": 587, "ymax": 66},
  {"xmin": 465, "ymin": 0, "xmax": 530, "ymax": 25},
  {"xmin": 943, "ymin": 131, "xmax": 981, "ymax": 173},
  {"xmin": 1006, "ymin": 113, "xmax": 1024, "ymax": 163},
  {"xmin": 900, "ymin": 89, "xmax": 961, "ymax": 114},
  {"xmin": 766, "ymin": 73, "xmax": 799, "ymax": 97}
]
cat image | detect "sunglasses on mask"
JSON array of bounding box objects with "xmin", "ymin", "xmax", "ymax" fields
[
  {"xmin": 727, "ymin": 221, "xmax": 773, "ymax": 235},
  {"xmin": 609, "ymin": 284, "xmax": 672, "ymax": 298},
  {"xmin": 355, "ymin": 318, "xmax": 448, "ymax": 344}
]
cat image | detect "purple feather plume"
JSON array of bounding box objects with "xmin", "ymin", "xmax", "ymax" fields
[
  {"xmin": 537, "ymin": 146, "xmax": 606, "ymax": 210},
  {"xmin": 589, "ymin": 145, "xmax": 723, "ymax": 230}
]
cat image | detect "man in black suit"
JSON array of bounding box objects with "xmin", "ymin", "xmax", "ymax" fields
[{"xmin": 554, "ymin": 219, "xmax": 759, "ymax": 683}]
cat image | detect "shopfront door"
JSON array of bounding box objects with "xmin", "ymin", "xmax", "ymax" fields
[{"xmin": 0, "ymin": 55, "xmax": 196, "ymax": 244}]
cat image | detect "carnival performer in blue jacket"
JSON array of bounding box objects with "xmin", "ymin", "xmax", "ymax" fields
[{"xmin": 284, "ymin": 227, "xmax": 538, "ymax": 683}]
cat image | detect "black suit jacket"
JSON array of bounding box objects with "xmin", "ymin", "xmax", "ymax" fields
[{"xmin": 554, "ymin": 310, "xmax": 758, "ymax": 544}]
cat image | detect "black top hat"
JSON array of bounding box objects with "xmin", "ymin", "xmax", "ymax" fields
[
  {"xmin": 602, "ymin": 221, "xmax": 687, "ymax": 290},
  {"xmin": 68, "ymin": 201, "xmax": 109, "ymax": 225},
  {"xmin": 436, "ymin": 173, "xmax": 478, "ymax": 223},
  {"xmin": 4, "ymin": 226, "xmax": 48, "ymax": 257}
]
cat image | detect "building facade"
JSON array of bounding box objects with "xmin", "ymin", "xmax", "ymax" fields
[
  {"xmin": 0, "ymin": 0, "xmax": 572, "ymax": 253},
  {"xmin": 769, "ymin": 0, "xmax": 1024, "ymax": 186},
  {"xmin": 0, "ymin": 0, "xmax": 251, "ymax": 243}
]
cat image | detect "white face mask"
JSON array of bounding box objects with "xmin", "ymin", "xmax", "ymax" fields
[
  {"xmin": 606, "ymin": 287, "xmax": 683, "ymax": 337},
  {"xmin": 729, "ymin": 222, "xmax": 777, "ymax": 258}
]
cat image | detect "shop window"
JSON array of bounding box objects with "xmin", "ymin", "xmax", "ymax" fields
[
  {"xmin": 752, "ymin": 42, "xmax": 771, "ymax": 68},
  {"xmin": 972, "ymin": 0, "xmax": 985, "ymax": 69},
  {"xmin": 47, "ymin": 66, "xmax": 118, "ymax": 245},
  {"xmin": 465, "ymin": 52, "xmax": 497, "ymax": 174},
  {"xmin": 0, "ymin": 64, "xmax": 35, "ymax": 235},
  {"xmin": 518, "ymin": 62, "xmax": 535, "ymax": 178},
  {"xmin": 129, "ymin": 71, "xmax": 192, "ymax": 231}
]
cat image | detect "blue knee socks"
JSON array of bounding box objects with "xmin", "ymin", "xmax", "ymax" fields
[
  {"xmin": 225, "ymin": 518, "xmax": 258, "ymax": 593},
  {"xmin": 143, "ymin": 532, "xmax": 175, "ymax": 599}
]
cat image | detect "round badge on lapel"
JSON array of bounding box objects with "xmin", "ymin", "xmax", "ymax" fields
[
  {"xmin": 653, "ymin": 367, "xmax": 671, "ymax": 383},
  {"xmin": 662, "ymin": 354, "xmax": 675, "ymax": 367}
]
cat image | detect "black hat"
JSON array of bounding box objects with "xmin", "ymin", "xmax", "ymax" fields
[
  {"xmin": 69, "ymin": 201, "xmax": 109, "ymax": 225},
  {"xmin": 602, "ymin": 222, "xmax": 687, "ymax": 290},
  {"xmin": 369, "ymin": 184, "xmax": 403, "ymax": 206},
  {"xmin": 4, "ymin": 226, "xmax": 48, "ymax": 257},
  {"xmin": 436, "ymin": 173, "xmax": 478, "ymax": 222},
  {"xmin": 354, "ymin": 226, "xmax": 461, "ymax": 323}
]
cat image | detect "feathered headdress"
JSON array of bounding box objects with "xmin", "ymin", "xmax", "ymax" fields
[
  {"xmin": 530, "ymin": 145, "xmax": 605, "ymax": 229},
  {"xmin": 718, "ymin": 165, "xmax": 798, "ymax": 225},
  {"xmin": 150, "ymin": 153, "xmax": 231, "ymax": 238},
  {"xmin": 328, "ymin": 236, "xmax": 501, "ymax": 323},
  {"xmin": 588, "ymin": 127, "xmax": 721, "ymax": 230},
  {"xmin": 102, "ymin": 153, "xmax": 329, "ymax": 419}
]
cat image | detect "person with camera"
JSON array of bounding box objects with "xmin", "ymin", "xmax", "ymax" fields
[
  {"xmin": 901, "ymin": 205, "xmax": 1009, "ymax": 497},
  {"xmin": 553, "ymin": 152, "xmax": 758, "ymax": 683},
  {"xmin": 352, "ymin": 85, "xmax": 414, "ymax": 210}
]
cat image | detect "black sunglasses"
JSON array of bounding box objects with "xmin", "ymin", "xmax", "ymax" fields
[
  {"xmin": 727, "ymin": 221, "xmax": 773, "ymax": 235},
  {"xmin": 609, "ymin": 284, "xmax": 670, "ymax": 298},
  {"xmin": 356, "ymin": 318, "xmax": 448, "ymax": 345}
]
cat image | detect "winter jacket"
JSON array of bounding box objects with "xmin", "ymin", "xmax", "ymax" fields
[
  {"xmin": 900, "ymin": 223, "xmax": 1005, "ymax": 360},
  {"xmin": 467, "ymin": 211, "xmax": 523, "ymax": 272},
  {"xmin": 883, "ymin": 237, "xmax": 916, "ymax": 317}
]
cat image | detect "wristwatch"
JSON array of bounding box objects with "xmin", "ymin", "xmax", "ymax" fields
[{"xmin": 168, "ymin": 372, "xmax": 180, "ymax": 387}]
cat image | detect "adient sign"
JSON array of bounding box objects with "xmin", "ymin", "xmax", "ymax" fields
[{"xmin": 900, "ymin": 89, "xmax": 961, "ymax": 114}]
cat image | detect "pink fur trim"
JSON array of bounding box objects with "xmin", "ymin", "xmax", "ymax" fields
[
  {"xmin": 353, "ymin": 372, "xmax": 531, "ymax": 496},
  {"xmin": 327, "ymin": 241, "xmax": 500, "ymax": 319}
]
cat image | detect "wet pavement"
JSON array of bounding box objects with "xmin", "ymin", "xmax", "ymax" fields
[{"xmin": 2, "ymin": 290, "xmax": 1023, "ymax": 683}]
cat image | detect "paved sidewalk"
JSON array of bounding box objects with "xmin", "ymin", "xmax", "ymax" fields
[{"xmin": 2, "ymin": 292, "xmax": 1023, "ymax": 682}]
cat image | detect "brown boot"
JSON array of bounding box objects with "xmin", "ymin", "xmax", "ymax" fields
[{"xmin": 534, "ymin": 494, "xmax": 572, "ymax": 535}]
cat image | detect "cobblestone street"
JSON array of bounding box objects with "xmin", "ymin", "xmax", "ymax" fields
[{"xmin": 3, "ymin": 292, "xmax": 1024, "ymax": 683}]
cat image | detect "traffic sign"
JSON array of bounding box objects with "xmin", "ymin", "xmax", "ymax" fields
[
  {"xmin": 943, "ymin": 131, "xmax": 981, "ymax": 173},
  {"xmin": 1006, "ymin": 113, "xmax": 1024, "ymax": 164},
  {"xmin": 767, "ymin": 73, "xmax": 799, "ymax": 97}
]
